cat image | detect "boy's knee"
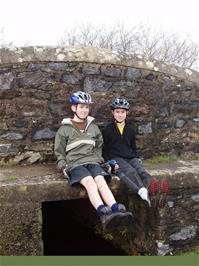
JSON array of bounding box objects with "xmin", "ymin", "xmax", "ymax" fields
[
  {"xmin": 94, "ymin": 175, "xmax": 105, "ymax": 183},
  {"xmin": 80, "ymin": 176, "xmax": 96, "ymax": 188},
  {"xmin": 94, "ymin": 175, "xmax": 107, "ymax": 187},
  {"xmin": 131, "ymin": 168, "xmax": 138, "ymax": 176},
  {"xmin": 129, "ymin": 158, "xmax": 142, "ymax": 168}
]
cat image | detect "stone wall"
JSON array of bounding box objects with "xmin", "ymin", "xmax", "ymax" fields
[
  {"xmin": 0, "ymin": 46, "xmax": 199, "ymax": 165},
  {"xmin": 0, "ymin": 161, "xmax": 199, "ymax": 255}
]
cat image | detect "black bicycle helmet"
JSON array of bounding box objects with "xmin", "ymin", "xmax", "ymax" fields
[{"xmin": 110, "ymin": 98, "xmax": 130, "ymax": 110}]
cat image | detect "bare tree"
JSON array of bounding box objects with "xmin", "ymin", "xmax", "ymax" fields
[
  {"xmin": 59, "ymin": 22, "xmax": 199, "ymax": 70},
  {"xmin": 0, "ymin": 28, "xmax": 14, "ymax": 48}
]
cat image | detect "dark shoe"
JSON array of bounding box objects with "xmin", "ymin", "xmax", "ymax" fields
[
  {"xmin": 158, "ymin": 179, "xmax": 169, "ymax": 208},
  {"xmin": 100, "ymin": 212, "xmax": 120, "ymax": 231},
  {"xmin": 149, "ymin": 177, "xmax": 159, "ymax": 208},
  {"xmin": 100, "ymin": 212, "xmax": 133, "ymax": 232},
  {"xmin": 112, "ymin": 203, "xmax": 134, "ymax": 231},
  {"xmin": 98, "ymin": 206, "xmax": 112, "ymax": 216},
  {"xmin": 116, "ymin": 211, "xmax": 134, "ymax": 231},
  {"xmin": 114, "ymin": 203, "xmax": 126, "ymax": 212}
]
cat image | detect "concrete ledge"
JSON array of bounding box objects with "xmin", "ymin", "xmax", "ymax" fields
[
  {"xmin": 0, "ymin": 160, "xmax": 199, "ymax": 204},
  {"xmin": 0, "ymin": 160, "xmax": 199, "ymax": 255}
]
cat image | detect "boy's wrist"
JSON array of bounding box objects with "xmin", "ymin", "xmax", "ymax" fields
[{"xmin": 61, "ymin": 166, "xmax": 69, "ymax": 178}]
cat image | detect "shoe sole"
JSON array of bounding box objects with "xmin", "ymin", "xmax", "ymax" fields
[
  {"xmin": 104, "ymin": 212, "xmax": 133, "ymax": 232},
  {"xmin": 117, "ymin": 212, "xmax": 134, "ymax": 231},
  {"xmin": 101, "ymin": 212, "xmax": 121, "ymax": 231},
  {"xmin": 158, "ymin": 179, "xmax": 169, "ymax": 208},
  {"xmin": 149, "ymin": 178, "xmax": 159, "ymax": 208}
]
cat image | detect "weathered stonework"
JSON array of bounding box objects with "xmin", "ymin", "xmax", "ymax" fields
[
  {"xmin": 0, "ymin": 46, "xmax": 199, "ymax": 255},
  {"xmin": 0, "ymin": 46, "xmax": 199, "ymax": 165},
  {"xmin": 0, "ymin": 160, "xmax": 198, "ymax": 255}
]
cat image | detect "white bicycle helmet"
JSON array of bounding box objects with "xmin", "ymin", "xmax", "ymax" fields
[
  {"xmin": 110, "ymin": 98, "xmax": 130, "ymax": 110},
  {"xmin": 70, "ymin": 91, "xmax": 93, "ymax": 104}
]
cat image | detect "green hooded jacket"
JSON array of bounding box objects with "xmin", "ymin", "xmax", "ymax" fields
[{"xmin": 54, "ymin": 116, "xmax": 104, "ymax": 171}]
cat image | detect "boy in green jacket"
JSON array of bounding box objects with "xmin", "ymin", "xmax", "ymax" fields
[{"xmin": 54, "ymin": 91, "xmax": 133, "ymax": 231}]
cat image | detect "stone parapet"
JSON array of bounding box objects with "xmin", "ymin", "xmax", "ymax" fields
[{"xmin": 0, "ymin": 46, "xmax": 199, "ymax": 84}]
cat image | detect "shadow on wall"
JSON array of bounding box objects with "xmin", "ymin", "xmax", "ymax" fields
[{"xmin": 42, "ymin": 199, "xmax": 126, "ymax": 255}]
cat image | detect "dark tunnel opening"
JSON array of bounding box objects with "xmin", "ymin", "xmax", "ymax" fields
[{"xmin": 42, "ymin": 199, "xmax": 127, "ymax": 255}]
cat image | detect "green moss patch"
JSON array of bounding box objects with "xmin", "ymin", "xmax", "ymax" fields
[{"xmin": 144, "ymin": 155, "xmax": 176, "ymax": 164}]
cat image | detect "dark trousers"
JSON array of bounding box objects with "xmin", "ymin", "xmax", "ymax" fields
[{"xmin": 113, "ymin": 157, "xmax": 152, "ymax": 193}]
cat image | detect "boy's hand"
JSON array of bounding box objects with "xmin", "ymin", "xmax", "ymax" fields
[
  {"xmin": 61, "ymin": 166, "xmax": 69, "ymax": 179},
  {"xmin": 107, "ymin": 160, "xmax": 120, "ymax": 173},
  {"xmin": 102, "ymin": 162, "xmax": 112, "ymax": 174},
  {"xmin": 113, "ymin": 164, "xmax": 120, "ymax": 172}
]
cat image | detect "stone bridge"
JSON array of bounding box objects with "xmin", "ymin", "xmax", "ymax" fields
[
  {"xmin": 0, "ymin": 160, "xmax": 199, "ymax": 255},
  {"xmin": 0, "ymin": 46, "xmax": 199, "ymax": 255}
]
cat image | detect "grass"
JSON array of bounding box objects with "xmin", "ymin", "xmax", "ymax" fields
[
  {"xmin": 95, "ymin": 224, "xmax": 114, "ymax": 241},
  {"xmin": 0, "ymin": 161, "xmax": 18, "ymax": 167},
  {"xmin": 7, "ymin": 175, "xmax": 19, "ymax": 181},
  {"xmin": 177, "ymin": 245, "xmax": 199, "ymax": 255},
  {"xmin": 194, "ymin": 154, "xmax": 199, "ymax": 160},
  {"xmin": 144, "ymin": 155, "xmax": 176, "ymax": 164}
]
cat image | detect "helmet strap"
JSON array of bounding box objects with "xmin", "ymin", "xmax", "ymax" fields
[
  {"xmin": 71, "ymin": 104, "xmax": 88, "ymax": 121},
  {"xmin": 74, "ymin": 112, "xmax": 88, "ymax": 121}
]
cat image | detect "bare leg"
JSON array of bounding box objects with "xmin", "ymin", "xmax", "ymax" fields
[
  {"xmin": 80, "ymin": 175, "xmax": 104, "ymax": 209},
  {"xmin": 94, "ymin": 175, "xmax": 116, "ymax": 207}
]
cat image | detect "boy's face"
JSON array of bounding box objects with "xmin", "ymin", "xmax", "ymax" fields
[
  {"xmin": 72, "ymin": 104, "xmax": 90, "ymax": 119},
  {"xmin": 112, "ymin": 108, "xmax": 127, "ymax": 123}
]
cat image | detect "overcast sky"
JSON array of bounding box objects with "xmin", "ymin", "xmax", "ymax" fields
[{"xmin": 0, "ymin": 0, "xmax": 199, "ymax": 46}]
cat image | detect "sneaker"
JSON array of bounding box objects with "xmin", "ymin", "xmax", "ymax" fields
[
  {"xmin": 138, "ymin": 187, "xmax": 151, "ymax": 207},
  {"xmin": 149, "ymin": 177, "xmax": 159, "ymax": 208},
  {"xmin": 158, "ymin": 178, "xmax": 169, "ymax": 208},
  {"xmin": 100, "ymin": 211, "xmax": 134, "ymax": 232},
  {"xmin": 116, "ymin": 211, "xmax": 134, "ymax": 231},
  {"xmin": 112, "ymin": 203, "xmax": 134, "ymax": 231},
  {"xmin": 100, "ymin": 212, "xmax": 117, "ymax": 231},
  {"xmin": 98, "ymin": 206, "xmax": 112, "ymax": 216},
  {"xmin": 146, "ymin": 195, "xmax": 151, "ymax": 207},
  {"xmin": 113, "ymin": 203, "xmax": 126, "ymax": 212}
]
